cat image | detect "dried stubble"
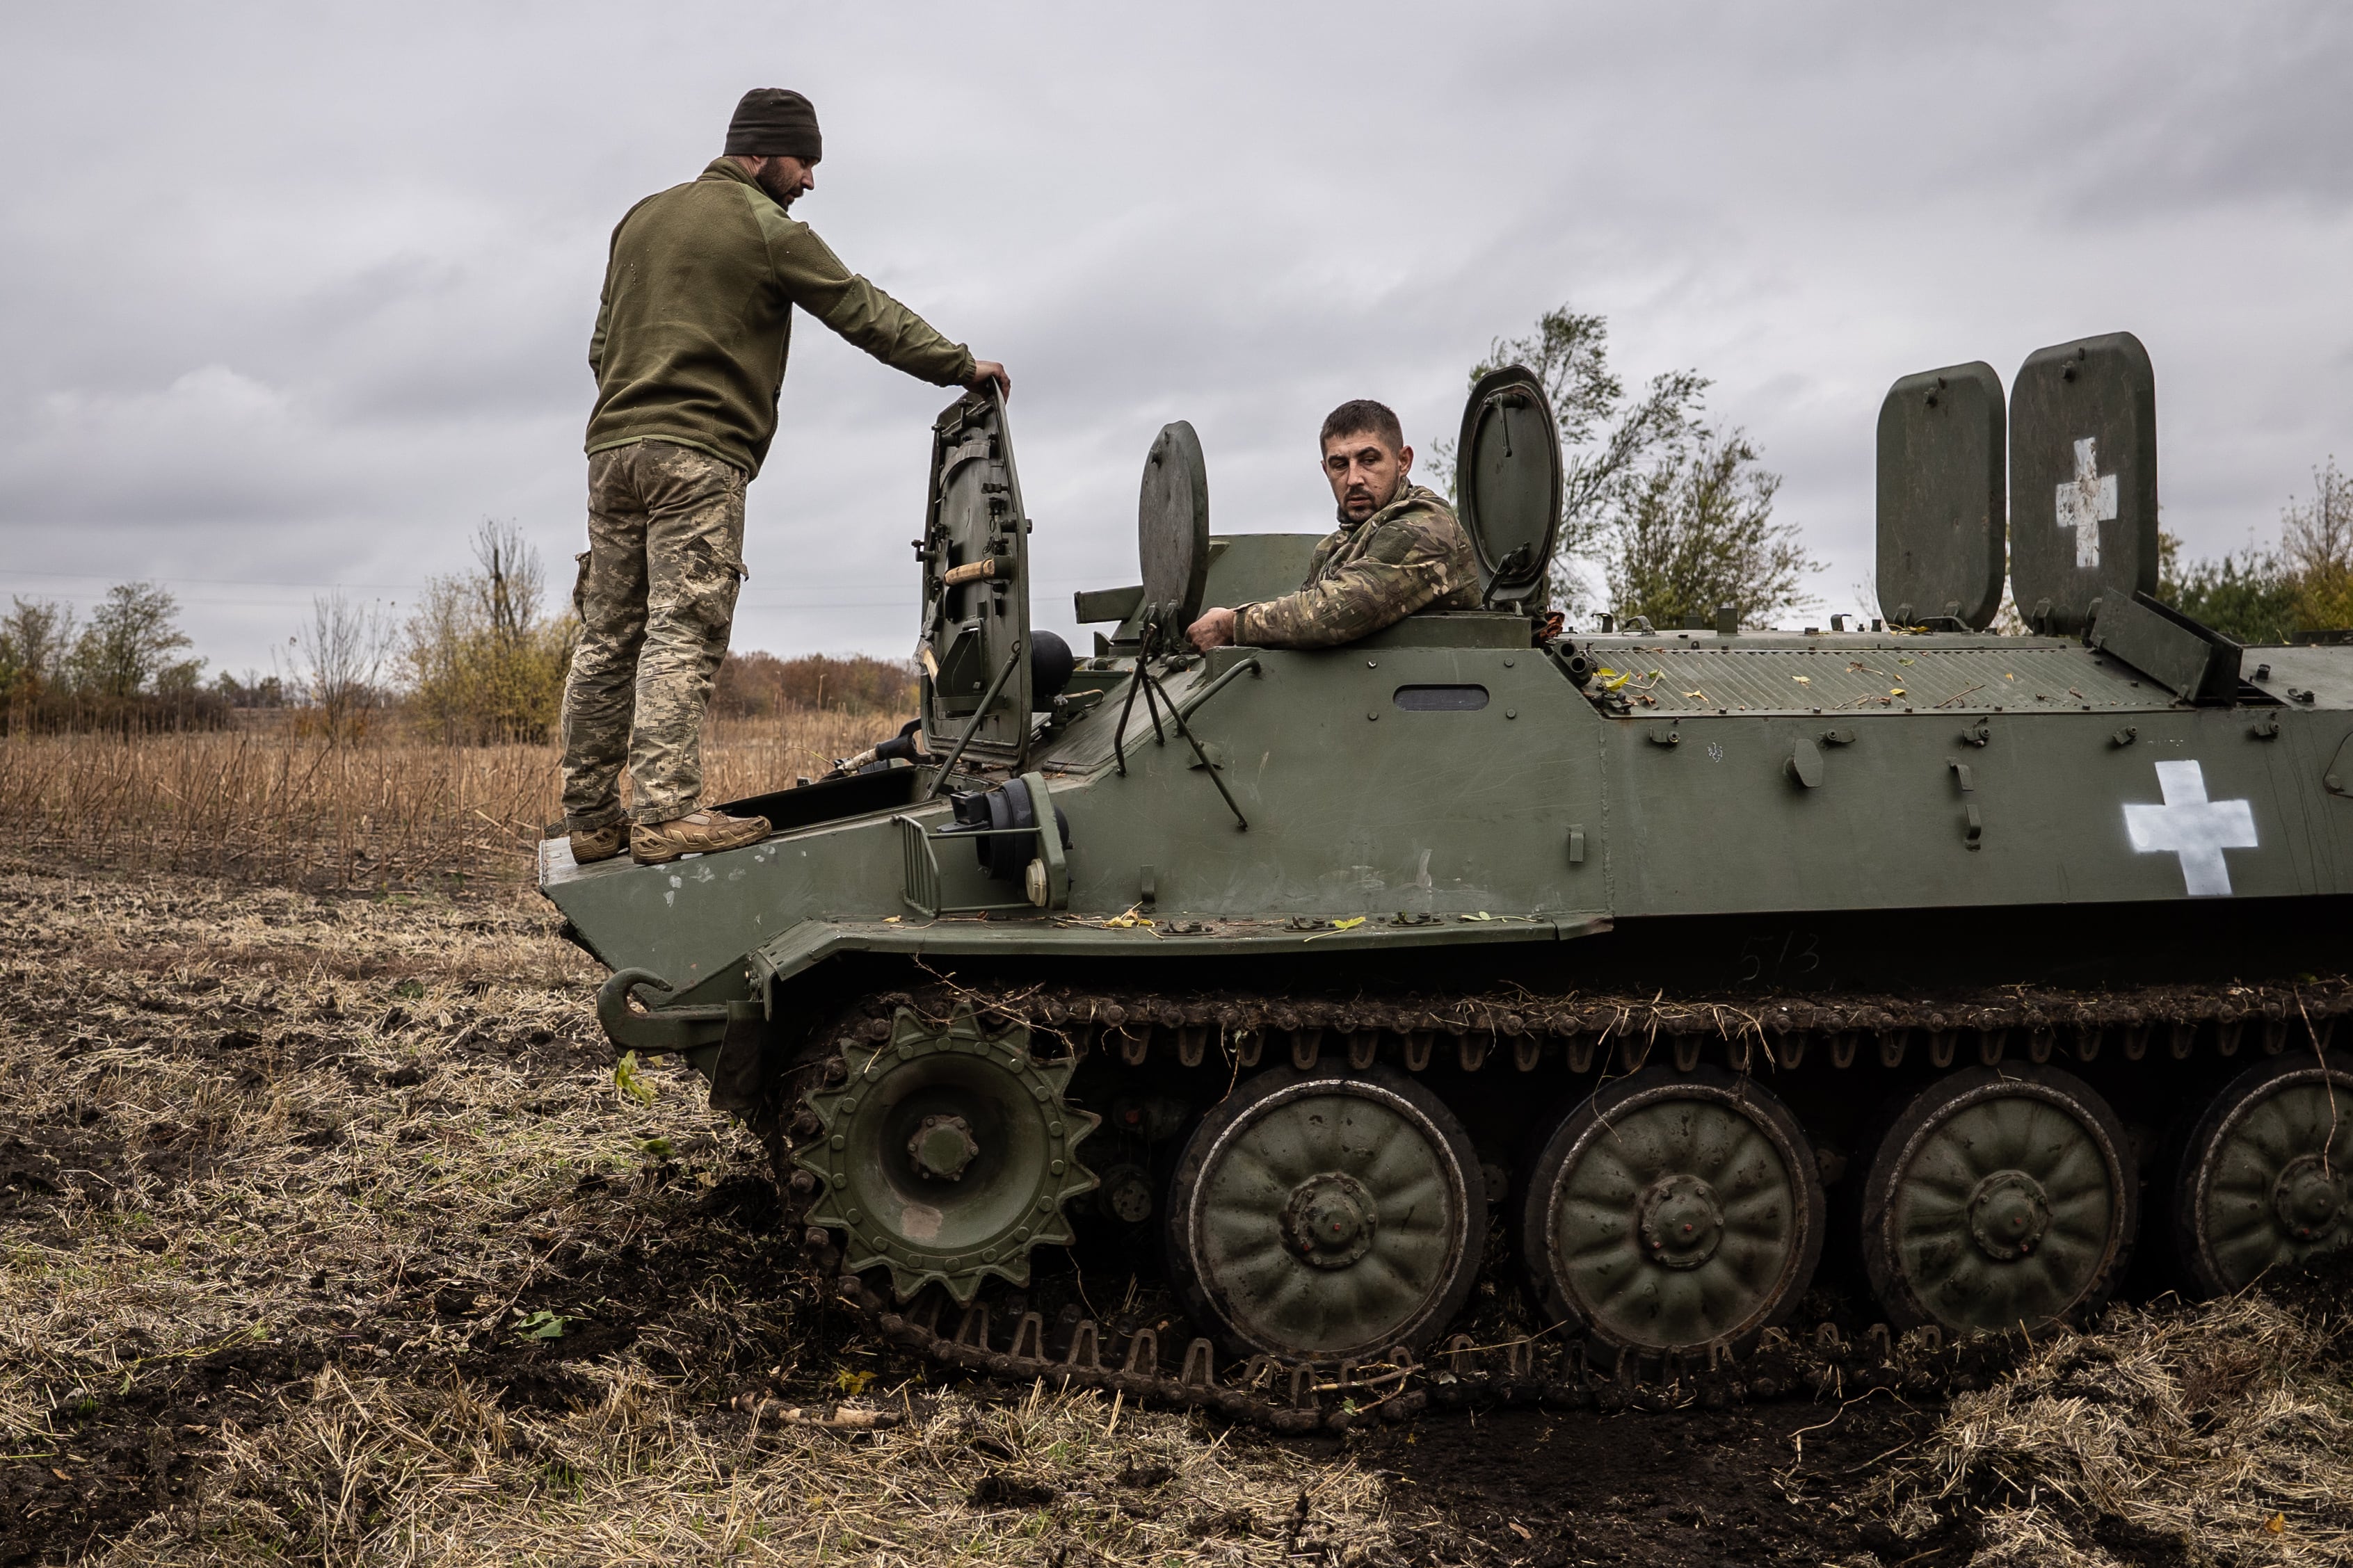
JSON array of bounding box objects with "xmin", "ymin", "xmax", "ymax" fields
[
  {"xmin": 1818, "ymin": 1291, "xmax": 2353, "ymax": 1567},
  {"xmin": 0, "ymin": 866, "xmax": 1416, "ymax": 1567},
  {"xmin": 0, "ymin": 708, "xmax": 879, "ymax": 889}
]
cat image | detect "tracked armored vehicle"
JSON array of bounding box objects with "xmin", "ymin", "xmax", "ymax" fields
[{"xmin": 544, "ymin": 333, "xmax": 2353, "ymax": 1423}]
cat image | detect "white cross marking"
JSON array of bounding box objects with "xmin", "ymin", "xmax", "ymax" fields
[
  {"xmin": 2055, "ymin": 436, "xmax": 2117, "ymax": 570},
  {"xmin": 2123, "ymin": 760, "xmax": 2256, "ymax": 897}
]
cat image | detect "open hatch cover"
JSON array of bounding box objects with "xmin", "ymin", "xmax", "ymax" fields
[
  {"xmin": 1456, "ymin": 365, "xmax": 1562, "ymax": 609},
  {"xmin": 1876, "ymin": 360, "xmax": 2006, "ymax": 631},
  {"xmin": 917, "ymin": 388, "xmax": 1032, "ymax": 769},
  {"xmin": 1138, "ymin": 420, "xmax": 1210, "ymax": 640},
  {"xmin": 2009, "ymin": 331, "xmax": 2159, "ymax": 636}
]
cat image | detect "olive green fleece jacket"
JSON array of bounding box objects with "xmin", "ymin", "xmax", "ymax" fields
[{"xmin": 585, "ymin": 158, "xmax": 977, "ymax": 477}]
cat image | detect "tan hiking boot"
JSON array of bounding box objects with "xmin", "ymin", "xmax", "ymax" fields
[
  {"xmin": 630, "ymin": 808, "xmax": 771, "ymax": 865},
  {"xmin": 568, "ymin": 821, "xmax": 629, "ymax": 864}
]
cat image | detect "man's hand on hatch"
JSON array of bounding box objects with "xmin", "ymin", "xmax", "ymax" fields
[
  {"xmin": 1187, "ymin": 608, "xmax": 1236, "ymax": 653},
  {"xmin": 966, "ymin": 361, "xmax": 1011, "ymax": 397}
]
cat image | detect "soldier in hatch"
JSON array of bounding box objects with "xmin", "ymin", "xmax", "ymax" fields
[
  {"xmin": 1186, "ymin": 400, "xmax": 1478, "ymax": 653},
  {"xmin": 562, "ymin": 88, "xmax": 1010, "ymax": 867}
]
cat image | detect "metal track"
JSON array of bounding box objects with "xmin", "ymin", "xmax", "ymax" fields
[
  {"xmin": 958, "ymin": 976, "xmax": 2353, "ymax": 1076},
  {"xmin": 826, "ymin": 1270, "xmax": 2026, "ymax": 1432},
  {"xmin": 765, "ymin": 976, "xmax": 2352, "ymax": 1430}
]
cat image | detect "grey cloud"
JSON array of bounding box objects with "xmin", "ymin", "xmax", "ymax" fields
[{"xmin": 2, "ymin": 1, "xmax": 2348, "ymax": 674}]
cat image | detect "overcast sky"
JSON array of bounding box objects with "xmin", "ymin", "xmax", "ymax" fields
[{"xmin": 3, "ymin": 2, "xmax": 2349, "ymax": 677}]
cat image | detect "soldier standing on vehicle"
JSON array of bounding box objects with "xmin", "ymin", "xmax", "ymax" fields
[
  {"xmin": 562, "ymin": 88, "xmax": 1010, "ymax": 867},
  {"xmin": 1187, "ymin": 399, "xmax": 1477, "ymax": 652}
]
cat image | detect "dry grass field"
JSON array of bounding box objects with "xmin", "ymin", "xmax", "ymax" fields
[
  {"xmin": 4, "ymin": 722, "xmax": 2352, "ymax": 1567},
  {"xmin": 0, "ymin": 712, "xmax": 878, "ymax": 889}
]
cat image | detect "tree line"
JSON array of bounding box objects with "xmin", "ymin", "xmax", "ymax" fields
[
  {"xmin": 2158, "ymin": 460, "xmax": 2352, "ymax": 644},
  {"xmin": 1, "ymin": 519, "xmax": 915, "ymax": 741},
  {"xmin": 0, "ymin": 582, "xmax": 218, "ymax": 732}
]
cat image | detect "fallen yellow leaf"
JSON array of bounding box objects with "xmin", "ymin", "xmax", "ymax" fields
[
  {"xmin": 2266, "ymin": 1513, "xmax": 2287, "ymax": 1535},
  {"xmin": 882, "ymin": 914, "xmax": 901, "ymax": 923},
  {"xmin": 1890, "ymin": 687, "xmax": 1906, "ymax": 697},
  {"xmin": 1792, "ymin": 675, "xmax": 1812, "ymax": 684},
  {"xmin": 1331, "ymin": 916, "xmax": 1367, "ymax": 931}
]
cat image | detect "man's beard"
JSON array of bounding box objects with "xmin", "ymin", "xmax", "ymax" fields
[
  {"xmin": 754, "ymin": 166, "xmax": 801, "ymax": 209},
  {"xmin": 1338, "ymin": 477, "xmax": 1399, "ymax": 523}
]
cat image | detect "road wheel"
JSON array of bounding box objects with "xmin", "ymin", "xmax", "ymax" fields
[
  {"xmin": 794, "ymin": 1004, "xmax": 1099, "ymax": 1304},
  {"xmin": 2176, "ymin": 1053, "xmax": 2353, "ymax": 1296},
  {"xmin": 1862, "ymin": 1066, "xmax": 2135, "ymax": 1333},
  {"xmin": 1167, "ymin": 1066, "xmax": 1484, "ymax": 1364},
  {"xmin": 1519, "ymin": 1065, "xmax": 1823, "ymax": 1359}
]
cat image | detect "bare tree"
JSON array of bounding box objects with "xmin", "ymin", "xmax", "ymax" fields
[
  {"xmin": 403, "ymin": 519, "xmax": 577, "ymax": 743},
  {"xmin": 474, "ymin": 519, "xmax": 546, "ymax": 649},
  {"xmin": 294, "ymin": 590, "xmax": 394, "ymax": 743}
]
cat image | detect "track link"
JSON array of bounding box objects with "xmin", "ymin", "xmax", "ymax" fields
[{"xmin": 828, "ymin": 1272, "xmax": 2025, "ymax": 1433}]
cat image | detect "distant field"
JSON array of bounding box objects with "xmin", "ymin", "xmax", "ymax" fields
[{"xmin": 0, "ymin": 709, "xmax": 880, "ymax": 888}]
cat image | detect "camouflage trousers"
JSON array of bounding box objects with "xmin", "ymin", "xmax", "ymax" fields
[{"xmin": 560, "ymin": 440, "xmax": 748, "ymax": 830}]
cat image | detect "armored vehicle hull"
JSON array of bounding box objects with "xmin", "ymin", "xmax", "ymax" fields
[{"xmin": 546, "ymin": 352, "xmax": 2353, "ymax": 1424}]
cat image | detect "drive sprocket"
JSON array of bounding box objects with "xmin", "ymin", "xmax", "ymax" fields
[{"xmin": 794, "ymin": 1003, "xmax": 1100, "ymax": 1304}]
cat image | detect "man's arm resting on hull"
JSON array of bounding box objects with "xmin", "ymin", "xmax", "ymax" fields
[{"xmin": 1189, "ymin": 547, "xmax": 1453, "ymax": 652}]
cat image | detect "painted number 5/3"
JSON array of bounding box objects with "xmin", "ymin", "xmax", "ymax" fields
[{"xmin": 1736, "ymin": 930, "xmax": 1821, "ymax": 985}]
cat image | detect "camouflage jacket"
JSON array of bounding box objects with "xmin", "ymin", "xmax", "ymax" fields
[
  {"xmin": 586, "ymin": 159, "xmax": 975, "ymax": 478},
  {"xmin": 1235, "ymin": 483, "xmax": 1481, "ymax": 647}
]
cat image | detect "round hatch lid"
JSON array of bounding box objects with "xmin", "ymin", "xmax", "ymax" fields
[
  {"xmin": 1456, "ymin": 366, "xmax": 1562, "ymax": 607},
  {"xmin": 1139, "ymin": 421, "xmax": 1210, "ymax": 627}
]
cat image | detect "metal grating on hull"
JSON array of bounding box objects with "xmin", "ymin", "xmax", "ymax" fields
[{"xmin": 1584, "ymin": 638, "xmax": 2170, "ymax": 716}]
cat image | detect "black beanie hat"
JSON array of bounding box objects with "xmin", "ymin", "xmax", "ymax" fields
[{"xmin": 725, "ymin": 88, "xmax": 822, "ymax": 161}]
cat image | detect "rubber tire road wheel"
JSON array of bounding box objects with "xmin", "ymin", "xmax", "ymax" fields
[
  {"xmin": 2176, "ymin": 1051, "xmax": 2353, "ymax": 1298},
  {"xmin": 1519, "ymin": 1065, "xmax": 1824, "ymax": 1363},
  {"xmin": 1165, "ymin": 1065, "xmax": 1485, "ymax": 1365},
  {"xmin": 1862, "ymin": 1065, "xmax": 2135, "ymax": 1334}
]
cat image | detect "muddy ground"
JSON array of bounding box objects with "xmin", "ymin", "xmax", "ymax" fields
[{"xmin": 2, "ymin": 859, "xmax": 2345, "ymax": 1567}]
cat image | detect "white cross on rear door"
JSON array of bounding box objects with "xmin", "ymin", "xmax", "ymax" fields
[{"xmin": 2056, "ymin": 437, "xmax": 2118, "ymax": 570}]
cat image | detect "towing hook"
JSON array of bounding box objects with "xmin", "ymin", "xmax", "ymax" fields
[
  {"xmin": 595, "ymin": 967, "xmax": 734, "ymax": 1055},
  {"xmin": 600, "ymin": 965, "xmax": 669, "ymax": 1002},
  {"xmin": 596, "ymin": 967, "xmax": 670, "ymax": 1044}
]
